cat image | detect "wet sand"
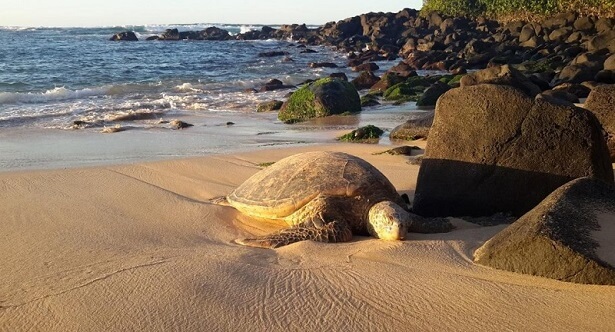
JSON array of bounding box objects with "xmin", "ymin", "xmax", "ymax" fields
[{"xmin": 0, "ymin": 104, "xmax": 423, "ymax": 171}]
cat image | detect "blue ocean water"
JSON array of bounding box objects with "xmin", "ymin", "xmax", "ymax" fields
[{"xmin": 0, "ymin": 24, "xmax": 349, "ymax": 129}]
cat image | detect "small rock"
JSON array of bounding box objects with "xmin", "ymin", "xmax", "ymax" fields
[
  {"xmin": 170, "ymin": 120, "xmax": 193, "ymax": 129},
  {"xmin": 258, "ymin": 51, "xmax": 289, "ymax": 57},
  {"xmin": 338, "ymin": 125, "xmax": 384, "ymax": 142},
  {"xmin": 257, "ymin": 100, "xmax": 283, "ymax": 112},
  {"xmin": 373, "ymin": 146, "xmax": 420, "ymax": 156},
  {"xmin": 101, "ymin": 125, "xmax": 124, "ymax": 133},
  {"xmin": 308, "ymin": 62, "xmax": 338, "ymax": 68}
]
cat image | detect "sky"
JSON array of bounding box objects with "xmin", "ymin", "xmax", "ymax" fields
[{"xmin": 1, "ymin": 0, "xmax": 424, "ymax": 27}]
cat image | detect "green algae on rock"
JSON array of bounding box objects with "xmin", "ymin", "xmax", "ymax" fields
[
  {"xmin": 278, "ymin": 78, "xmax": 361, "ymax": 123},
  {"xmin": 338, "ymin": 125, "xmax": 384, "ymax": 143}
]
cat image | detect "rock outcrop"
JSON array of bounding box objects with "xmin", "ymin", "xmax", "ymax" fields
[
  {"xmin": 110, "ymin": 31, "xmax": 138, "ymax": 41},
  {"xmin": 413, "ymin": 84, "xmax": 613, "ymax": 217},
  {"xmin": 475, "ymin": 177, "xmax": 615, "ymax": 285}
]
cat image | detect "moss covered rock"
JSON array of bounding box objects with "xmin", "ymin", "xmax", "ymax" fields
[
  {"xmin": 338, "ymin": 125, "xmax": 384, "ymax": 143},
  {"xmin": 383, "ymin": 76, "xmax": 432, "ymax": 101},
  {"xmin": 360, "ymin": 94, "xmax": 380, "ymax": 107},
  {"xmin": 278, "ymin": 78, "xmax": 361, "ymax": 123},
  {"xmin": 257, "ymin": 100, "xmax": 283, "ymax": 112},
  {"xmin": 369, "ymin": 72, "xmax": 406, "ymax": 94}
]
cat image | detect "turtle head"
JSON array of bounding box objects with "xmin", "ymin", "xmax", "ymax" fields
[{"xmin": 367, "ymin": 201, "xmax": 409, "ymax": 241}]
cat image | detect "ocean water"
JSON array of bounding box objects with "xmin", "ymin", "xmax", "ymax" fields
[
  {"xmin": 0, "ymin": 24, "xmax": 344, "ymax": 128},
  {"xmin": 0, "ymin": 24, "xmax": 423, "ymax": 170}
]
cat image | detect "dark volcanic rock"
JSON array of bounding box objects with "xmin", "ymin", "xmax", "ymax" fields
[
  {"xmin": 554, "ymin": 63, "xmax": 603, "ymax": 85},
  {"xmin": 309, "ymin": 62, "xmax": 339, "ymax": 68},
  {"xmin": 389, "ymin": 111, "xmax": 434, "ymax": 141},
  {"xmin": 540, "ymin": 89, "xmax": 580, "ymax": 104},
  {"xmin": 352, "ymin": 62, "xmax": 379, "ymax": 72},
  {"xmin": 587, "ymin": 30, "xmax": 615, "ymax": 53},
  {"xmin": 237, "ymin": 26, "xmax": 276, "ymax": 40},
  {"xmin": 595, "ymin": 18, "xmax": 615, "ymax": 34},
  {"xmin": 351, "ymin": 71, "xmax": 380, "ymax": 90},
  {"xmin": 259, "ymin": 79, "xmax": 294, "ymax": 92},
  {"xmin": 278, "ymin": 78, "xmax": 360, "ymax": 123},
  {"xmin": 360, "ymin": 94, "xmax": 380, "ymax": 107},
  {"xmin": 474, "ymin": 177, "xmax": 615, "ymax": 285},
  {"xmin": 165, "ymin": 27, "xmax": 232, "ymax": 40},
  {"xmin": 413, "ymin": 84, "xmax": 613, "ymax": 218},
  {"xmin": 552, "ymin": 83, "xmax": 592, "ymax": 98},
  {"xmin": 574, "ymin": 16, "xmax": 595, "ymax": 31},
  {"xmin": 258, "ymin": 51, "xmax": 289, "ymax": 57},
  {"xmin": 329, "ymin": 72, "xmax": 348, "ymax": 81},
  {"xmin": 584, "ymin": 84, "xmax": 615, "ymax": 161},
  {"xmin": 257, "ymin": 100, "xmax": 284, "ymax": 112},
  {"xmin": 597, "ymin": 70, "xmax": 615, "ymax": 84},
  {"xmin": 110, "ymin": 31, "xmax": 138, "ymax": 41},
  {"xmin": 369, "ymin": 72, "xmax": 405, "ymax": 94},
  {"xmin": 460, "ymin": 65, "xmax": 542, "ymax": 97},
  {"xmin": 416, "ymin": 82, "xmax": 450, "ymax": 107},
  {"xmin": 160, "ymin": 28, "xmax": 180, "ymax": 41},
  {"xmin": 199, "ymin": 27, "xmax": 232, "ymax": 40}
]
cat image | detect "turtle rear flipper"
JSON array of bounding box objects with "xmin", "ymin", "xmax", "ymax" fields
[{"xmin": 235, "ymin": 220, "xmax": 353, "ymax": 249}]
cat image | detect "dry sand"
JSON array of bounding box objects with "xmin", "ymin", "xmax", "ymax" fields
[{"xmin": 1, "ymin": 142, "xmax": 615, "ymax": 331}]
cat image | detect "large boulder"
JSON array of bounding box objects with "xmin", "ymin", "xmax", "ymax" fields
[
  {"xmin": 584, "ymin": 84, "xmax": 615, "ymax": 161},
  {"xmin": 278, "ymin": 78, "xmax": 361, "ymax": 123},
  {"xmin": 474, "ymin": 177, "xmax": 615, "ymax": 285},
  {"xmin": 460, "ymin": 65, "xmax": 542, "ymax": 97},
  {"xmin": 413, "ymin": 84, "xmax": 613, "ymax": 217},
  {"xmin": 110, "ymin": 31, "xmax": 138, "ymax": 41}
]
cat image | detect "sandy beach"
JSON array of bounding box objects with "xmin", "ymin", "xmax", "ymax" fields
[{"xmin": 1, "ymin": 142, "xmax": 614, "ymax": 331}]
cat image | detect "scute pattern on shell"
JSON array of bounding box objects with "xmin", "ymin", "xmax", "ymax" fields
[{"xmin": 227, "ymin": 151, "xmax": 399, "ymax": 219}]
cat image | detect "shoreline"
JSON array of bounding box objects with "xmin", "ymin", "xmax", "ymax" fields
[{"xmin": 0, "ymin": 104, "xmax": 426, "ymax": 172}]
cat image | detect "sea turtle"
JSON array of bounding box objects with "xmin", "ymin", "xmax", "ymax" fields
[{"xmin": 226, "ymin": 151, "xmax": 451, "ymax": 248}]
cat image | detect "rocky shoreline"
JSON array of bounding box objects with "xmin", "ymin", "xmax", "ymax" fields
[
  {"xmin": 111, "ymin": 9, "xmax": 614, "ymax": 83},
  {"xmin": 109, "ymin": 9, "xmax": 614, "ymax": 110}
]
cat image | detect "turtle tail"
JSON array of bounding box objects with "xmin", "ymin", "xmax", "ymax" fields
[{"xmin": 235, "ymin": 220, "xmax": 353, "ymax": 249}]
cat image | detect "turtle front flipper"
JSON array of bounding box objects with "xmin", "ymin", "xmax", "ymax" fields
[{"xmin": 235, "ymin": 219, "xmax": 353, "ymax": 249}]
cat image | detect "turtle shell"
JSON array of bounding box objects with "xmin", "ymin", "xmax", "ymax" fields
[{"xmin": 227, "ymin": 151, "xmax": 400, "ymax": 219}]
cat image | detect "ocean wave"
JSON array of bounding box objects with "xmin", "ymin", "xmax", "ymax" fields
[
  {"xmin": 0, "ymin": 87, "xmax": 109, "ymax": 104},
  {"xmin": 174, "ymin": 82, "xmax": 200, "ymax": 93},
  {"xmin": 0, "ymin": 83, "xmax": 168, "ymax": 105}
]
